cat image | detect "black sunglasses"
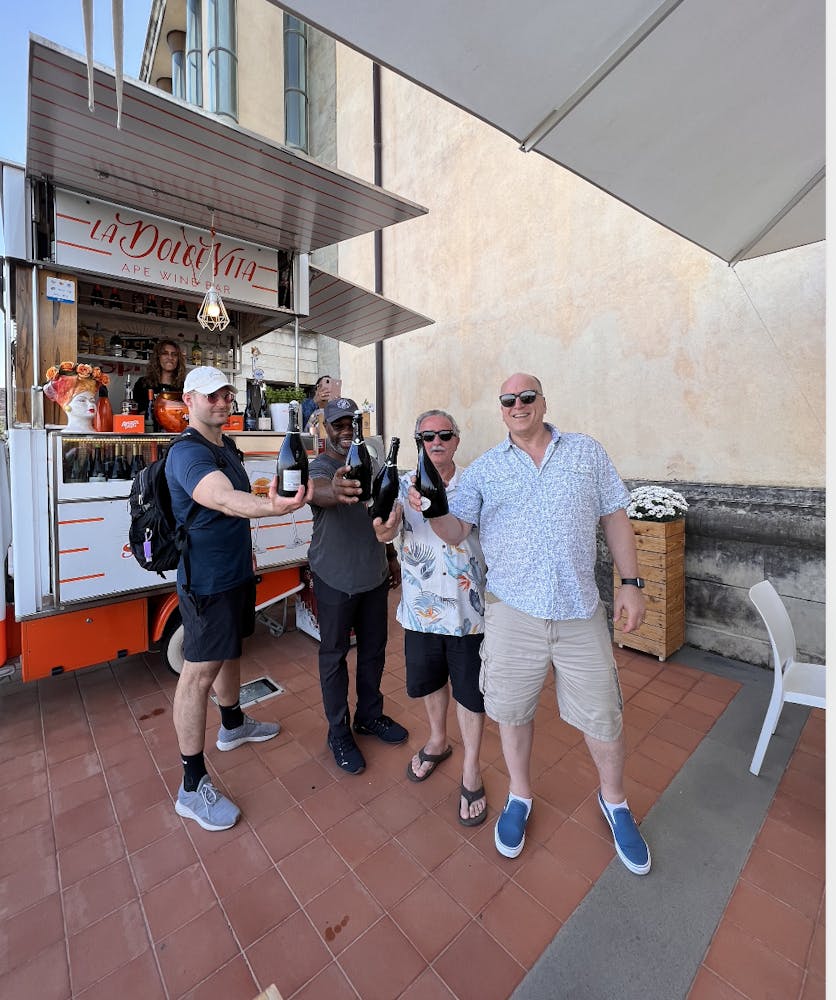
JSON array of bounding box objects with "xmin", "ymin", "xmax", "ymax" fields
[
  {"xmin": 499, "ymin": 390, "xmax": 542, "ymax": 408},
  {"xmin": 416, "ymin": 429, "xmax": 456, "ymax": 442}
]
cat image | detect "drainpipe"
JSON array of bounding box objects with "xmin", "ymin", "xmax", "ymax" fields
[{"xmin": 373, "ymin": 63, "xmax": 384, "ymax": 437}]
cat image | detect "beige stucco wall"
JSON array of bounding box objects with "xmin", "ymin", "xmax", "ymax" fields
[
  {"xmin": 237, "ymin": 0, "xmax": 284, "ymax": 139},
  {"xmin": 332, "ymin": 59, "xmax": 825, "ymax": 488}
]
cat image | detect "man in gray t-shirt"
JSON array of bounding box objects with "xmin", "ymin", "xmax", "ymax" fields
[{"xmin": 309, "ymin": 398, "xmax": 408, "ymax": 774}]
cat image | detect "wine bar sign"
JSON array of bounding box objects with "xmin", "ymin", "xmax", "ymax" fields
[{"xmin": 53, "ymin": 190, "xmax": 283, "ymax": 311}]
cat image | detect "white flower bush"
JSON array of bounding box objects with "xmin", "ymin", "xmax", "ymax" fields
[{"xmin": 627, "ymin": 485, "xmax": 689, "ymax": 522}]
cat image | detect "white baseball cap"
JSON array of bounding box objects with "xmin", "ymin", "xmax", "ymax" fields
[{"xmin": 183, "ymin": 366, "xmax": 234, "ymax": 395}]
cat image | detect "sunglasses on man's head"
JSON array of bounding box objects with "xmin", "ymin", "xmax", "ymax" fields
[
  {"xmin": 499, "ymin": 390, "xmax": 541, "ymax": 408},
  {"xmin": 416, "ymin": 430, "xmax": 456, "ymax": 442}
]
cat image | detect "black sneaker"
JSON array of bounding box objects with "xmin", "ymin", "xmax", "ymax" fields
[
  {"xmin": 328, "ymin": 732, "xmax": 366, "ymax": 774},
  {"xmin": 353, "ymin": 714, "xmax": 409, "ymax": 745}
]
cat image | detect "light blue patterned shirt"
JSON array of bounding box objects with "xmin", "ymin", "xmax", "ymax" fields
[
  {"xmin": 449, "ymin": 425, "xmax": 629, "ymax": 620},
  {"xmin": 396, "ymin": 468, "xmax": 486, "ymax": 636}
]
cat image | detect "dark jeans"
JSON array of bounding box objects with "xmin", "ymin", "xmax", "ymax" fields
[{"xmin": 312, "ymin": 573, "xmax": 389, "ymax": 737}]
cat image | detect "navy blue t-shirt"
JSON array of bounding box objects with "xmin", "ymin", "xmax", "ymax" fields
[{"xmin": 165, "ymin": 432, "xmax": 254, "ymax": 595}]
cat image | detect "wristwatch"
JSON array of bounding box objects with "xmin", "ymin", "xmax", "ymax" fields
[{"xmin": 620, "ymin": 577, "xmax": 645, "ymax": 588}]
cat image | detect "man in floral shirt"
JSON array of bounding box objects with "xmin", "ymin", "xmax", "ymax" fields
[
  {"xmin": 409, "ymin": 375, "xmax": 651, "ymax": 874},
  {"xmin": 375, "ymin": 409, "xmax": 488, "ymax": 826}
]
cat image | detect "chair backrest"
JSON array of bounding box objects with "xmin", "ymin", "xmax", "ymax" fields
[{"xmin": 749, "ymin": 580, "xmax": 797, "ymax": 672}]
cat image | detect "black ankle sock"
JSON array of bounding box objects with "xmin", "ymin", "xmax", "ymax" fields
[
  {"xmin": 219, "ymin": 701, "xmax": 244, "ymax": 730},
  {"xmin": 181, "ymin": 752, "xmax": 207, "ymax": 792}
]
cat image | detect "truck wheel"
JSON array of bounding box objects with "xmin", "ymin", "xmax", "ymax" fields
[{"xmin": 161, "ymin": 609, "xmax": 185, "ymax": 676}]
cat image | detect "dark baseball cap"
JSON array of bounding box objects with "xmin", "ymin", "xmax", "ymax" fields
[{"xmin": 324, "ymin": 397, "xmax": 358, "ymax": 424}]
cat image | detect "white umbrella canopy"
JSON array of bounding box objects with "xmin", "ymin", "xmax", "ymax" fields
[{"xmin": 274, "ymin": 0, "xmax": 825, "ymax": 264}]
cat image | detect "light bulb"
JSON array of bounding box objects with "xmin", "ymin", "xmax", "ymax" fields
[{"xmin": 206, "ymin": 287, "xmax": 221, "ymax": 318}]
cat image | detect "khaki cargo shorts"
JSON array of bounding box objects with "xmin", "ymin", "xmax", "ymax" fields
[{"xmin": 479, "ymin": 596, "xmax": 623, "ymax": 742}]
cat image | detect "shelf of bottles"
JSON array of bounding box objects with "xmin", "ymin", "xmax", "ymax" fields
[
  {"xmin": 76, "ymin": 282, "xmax": 239, "ymax": 372},
  {"xmin": 56, "ymin": 434, "xmax": 173, "ymax": 501}
]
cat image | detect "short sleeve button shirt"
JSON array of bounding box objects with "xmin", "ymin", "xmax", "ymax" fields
[{"xmin": 449, "ymin": 425, "xmax": 629, "ymax": 620}]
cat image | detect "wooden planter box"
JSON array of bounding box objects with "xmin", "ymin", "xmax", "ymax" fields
[{"xmin": 613, "ymin": 518, "xmax": 685, "ymax": 661}]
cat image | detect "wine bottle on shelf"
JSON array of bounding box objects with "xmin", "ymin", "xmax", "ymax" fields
[
  {"xmin": 77, "ymin": 325, "xmax": 90, "ymax": 354},
  {"xmin": 191, "ymin": 334, "xmax": 202, "ymax": 366},
  {"xmin": 112, "ymin": 445, "xmax": 131, "ymax": 480},
  {"xmin": 275, "ymin": 401, "xmax": 309, "ymax": 497},
  {"xmin": 110, "ymin": 333, "xmax": 123, "ymax": 357},
  {"xmin": 145, "ymin": 389, "xmax": 156, "ymax": 433},
  {"xmin": 129, "ymin": 444, "xmax": 146, "ymax": 478},
  {"xmin": 414, "ymin": 438, "xmax": 449, "ymax": 518},
  {"xmin": 243, "ymin": 389, "xmax": 258, "ymax": 431},
  {"xmin": 145, "ymin": 294, "xmax": 158, "ymax": 316},
  {"xmin": 368, "ymin": 437, "xmax": 400, "ymax": 521},
  {"xmin": 131, "ymin": 291, "xmax": 144, "ymax": 313},
  {"xmin": 227, "ymin": 335, "xmax": 235, "ymax": 369},
  {"xmin": 160, "ymin": 297, "xmax": 173, "ymax": 318},
  {"xmin": 345, "ymin": 411, "xmax": 373, "ymax": 503},
  {"xmin": 176, "ymin": 300, "xmax": 188, "ymax": 321},
  {"xmin": 257, "ymin": 386, "xmax": 272, "ymax": 431},
  {"xmin": 89, "ymin": 447, "xmax": 107, "ymax": 483},
  {"xmin": 93, "ymin": 385, "xmax": 113, "ymax": 433},
  {"xmin": 108, "ymin": 287, "xmax": 122, "ymax": 309},
  {"xmin": 90, "ymin": 284, "xmax": 105, "ymax": 307}
]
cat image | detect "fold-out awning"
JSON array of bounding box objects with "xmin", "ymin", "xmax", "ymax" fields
[
  {"xmin": 26, "ymin": 36, "xmax": 427, "ymax": 255},
  {"xmin": 275, "ymin": 0, "xmax": 825, "ymax": 264}
]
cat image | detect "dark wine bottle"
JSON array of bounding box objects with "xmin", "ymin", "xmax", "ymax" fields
[
  {"xmin": 415, "ymin": 438, "xmax": 449, "ymax": 518},
  {"xmin": 244, "ymin": 389, "xmax": 258, "ymax": 431},
  {"xmin": 145, "ymin": 389, "xmax": 156, "ymax": 433},
  {"xmin": 275, "ymin": 401, "xmax": 309, "ymax": 497},
  {"xmin": 89, "ymin": 447, "xmax": 107, "ymax": 483},
  {"xmin": 345, "ymin": 411, "xmax": 373, "ymax": 502},
  {"xmin": 257, "ymin": 385, "xmax": 272, "ymax": 431},
  {"xmin": 129, "ymin": 444, "xmax": 146, "ymax": 478},
  {"xmin": 368, "ymin": 437, "xmax": 400, "ymax": 521}
]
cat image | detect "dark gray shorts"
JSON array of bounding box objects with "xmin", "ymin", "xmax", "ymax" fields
[
  {"xmin": 179, "ymin": 579, "xmax": 256, "ymax": 664},
  {"xmin": 404, "ymin": 630, "xmax": 485, "ymax": 714}
]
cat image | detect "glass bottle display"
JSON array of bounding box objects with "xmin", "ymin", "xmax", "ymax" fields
[{"xmin": 275, "ymin": 401, "xmax": 309, "ymax": 496}]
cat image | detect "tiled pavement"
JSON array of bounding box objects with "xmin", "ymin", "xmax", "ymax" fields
[{"xmin": 0, "ymin": 597, "xmax": 825, "ymax": 1000}]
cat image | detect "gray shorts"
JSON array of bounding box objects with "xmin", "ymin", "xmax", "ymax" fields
[{"xmin": 479, "ymin": 597, "xmax": 623, "ymax": 741}]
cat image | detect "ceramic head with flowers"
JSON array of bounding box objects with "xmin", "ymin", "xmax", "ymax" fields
[{"xmin": 44, "ymin": 362, "xmax": 110, "ymax": 433}]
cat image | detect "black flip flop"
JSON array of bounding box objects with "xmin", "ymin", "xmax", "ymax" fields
[
  {"xmin": 459, "ymin": 783, "xmax": 487, "ymax": 826},
  {"xmin": 406, "ymin": 744, "xmax": 453, "ymax": 782}
]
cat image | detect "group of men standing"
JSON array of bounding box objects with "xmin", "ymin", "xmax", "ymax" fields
[{"xmin": 166, "ymin": 367, "xmax": 651, "ymax": 875}]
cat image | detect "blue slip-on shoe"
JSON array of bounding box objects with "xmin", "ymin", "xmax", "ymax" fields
[
  {"xmin": 217, "ymin": 715, "xmax": 280, "ymax": 751},
  {"xmin": 597, "ymin": 791, "xmax": 651, "ymax": 875},
  {"xmin": 175, "ymin": 775, "xmax": 240, "ymax": 831},
  {"xmin": 495, "ymin": 796, "xmax": 531, "ymax": 859}
]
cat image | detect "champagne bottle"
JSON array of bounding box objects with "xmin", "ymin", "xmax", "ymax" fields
[
  {"xmin": 90, "ymin": 283, "xmax": 105, "ymax": 307},
  {"xmin": 129, "ymin": 444, "xmax": 146, "ymax": 478},
  {"xmin": 112, "ymin": 444, "xmax": 131, "ymax": 480},
  {"xmin": 191, "ymin": 334, "xmax": 202, "ymax": 366},
  {"xmin": 345, "ymin": 411, "xmax": 373, "ymax": 502},
  {"xmin": 257, "ymin": 386, "xmax": 272, "ymax": 431},
  {"xmin": 368, "ymin": 437, "xmax": 400, "ymax": 521},
  {"xmin": 108, "ymin": 287, "xmax": 122, "ymax": 309},
  {"xmin": 415, "ymin": 438, "xmax": 449, "ymax": 518},
  {"xmin": 275, "ymin": 401, "xmax": 309, "ymax": 497},
  {"xmin": 145, "ymin": 389, "xmax": 156, "ymax": 433},
  {"xmin": 89, "ymin": 447, "xmax": 107, "ymax": 482},
  {"xmin": 93, "ymin": 384, "xmax": 113, "ymax": 433},
  {"xmin": 243, "ymin": 389, "xmax": 258, "ymax": 431}
]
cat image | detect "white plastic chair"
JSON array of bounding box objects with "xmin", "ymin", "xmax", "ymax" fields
[{"xmin": 748, "ymin": 580, "xmax": 826, "ymax": 775}]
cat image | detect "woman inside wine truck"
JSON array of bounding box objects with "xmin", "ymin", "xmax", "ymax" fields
[{"xmin": 132, "ymin": 339, "xmax": 186, "ymax": 411}]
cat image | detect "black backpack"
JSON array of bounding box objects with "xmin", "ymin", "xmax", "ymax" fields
[{"xmin": 127, "ymin": 431, "xmax": 236, "ymax": 591}]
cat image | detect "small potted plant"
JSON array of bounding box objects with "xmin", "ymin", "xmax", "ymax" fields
[
  {"xmin": 626, "ymin": 485, "xmax": 689, "ymax": 521},
  {"xmin": 264, "ymin": 386, "xmax": 306, "ymax": 431}
]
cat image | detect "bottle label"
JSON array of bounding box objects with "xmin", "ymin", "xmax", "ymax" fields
[
  {"xmin": 419, "ymin": 496, "xmax": 431, "ymax": 512},
  {"xmin": 282, "ymin": 469, "xmax": 302, "ymax": 491},
  {"xmin": 257, "ymin": 417, "xmax": 272, "ymax": 431}
]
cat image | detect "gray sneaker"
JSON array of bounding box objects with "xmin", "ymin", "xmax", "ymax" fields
[
  {"xmin": 175, "ymin": 776, "xmax": 240, "ymax": 831},
  {"xmin": 216, "ymin": 714, "xmax": 281, "ymax": 751}
]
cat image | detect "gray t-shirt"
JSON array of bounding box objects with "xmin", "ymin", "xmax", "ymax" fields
[{"xmin": 308, "ymin": 452, "xmax": 388, "ymax": 595}]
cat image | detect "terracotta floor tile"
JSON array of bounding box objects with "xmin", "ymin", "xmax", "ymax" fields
[
  {"xmin": 621, "ymin": 702, "xmax": 660, "ymax": 734},
  {"xmin": 68, "ymin": 899, "xmax": 150, "ymax": 994},
  {"xmin": 545, "ymin": 817, "xmax": 614, "ymax": 882},
  {"xmin": 629, "ymin": 689, "xmax": 675, "ymax": 717},
  {"xmin": 337, "ymin": 766, "xmax": 397, "ymax": 807},
  {"xmin": 45, "ymin": 734, "xmax": 96, "ymax": 767},
  {"xmin": 279, "ymin": 835, "xmax": 349, "ymax": 904},
  {"xmin": 636, "ymin": 732, "xmax": 693, "ymax": 770},
  {"xmin": 434, "ymin": 920, "xmax": 525, "ymax": 1000},
  {"xmin": 0, "ymin": 822, "xmax": 55, "ymax": 880},
  {"xmin": 303, "ymin": 780, "xmax": 360, "ymax": 831},
  {"xmin": 390, "ymin": 877, "xmax": 470, "ymax": 962},
  {"xmin": 74, "ymin": 948, "xmax": 166, "ymax": 1000},
  {"xmin": 305, "ymin": 872, "xmax": 383, "ymax": 955},
  {"xmin": 778, "ymin": 768, "xmax": 827, "ymax": 812},
  {"xmin": 687, "ymin": 966, "xmax": 748, "ymax": 999},
  {"xmin": 433, "ymin": 842, "xmax": 507, "ymax": 916},
  {"xmin": 480, "ymin": 880, "xmax": 561, "ymax": 968},
  {"xmin": 399, "ymin": 968, "xmax": 456, "ymax": 1000},
  {"xmin": 200, "ymin": 827, "xmax": 272, "ymax": 899},
  {"xmin": 261, "ymin": 738, "xmax": 315, "ymax": 778},
  {"xmin": 177, "ymin": 956, "xmax": 258, "ymax": 1000},
  {"xmin": 111, "ymin": 773, "xmax": 170, "ymax": 822},
  {"xmin": 0, "ymin": 748, "xmax": 46, "ymax": 788},
  {"xmin": 0, "ymin": 891, "xmax": 64, "ymax": 976},
  {"xmin": 96, "ymin": 734, "xmax": 149, "ymax": 767},
  {"xmin": 4, "ymin": 771, "xmax": 49, "ymax": 809},
  {"xmin": 0, "ymin": 938, "xmax": 70, "ymax": 1000},
  {"xmin": 339, "ymin": 915, "xmax": 426, "ymax": 1000},
  {"xmin": 53, "ymin": 794, "xmax": 116, "ymax": 851},
  {"xmin": 356, "ymin": 840, "xmax": 426, "ymax": 909},
  {"xmin": 235, "ymin": 776, "xmax": 295, "ymax": 825},
  {"xmin": 292, "ymin": 961, "xmax": 361, "ymax": 1000},
  {"xmin": 52, "ymin": 772, "xmax": 109, "ymax": 817},
  {"xmin": 130, "ymin": 826, "xmax": 198, "ymax": 893},
  {"xmin": 0, "ymin": 855, "xmax": 59, "ymax": 921},
  {"xmin": 703, "ymin": 919, "xmax": 804, "ymax": 1000},
  {"xmin": 396, "ymin": 809, "xmax": 465, "ymax": 871},
  {"xmin": 665, "ymin": 702, "xmax": 716, "ymax": 734},
  {"xmin": 807, "ymin": 917, "xmax": 825, "ymax": 977},
  {"xmin": 142, "ymin": 861, "xmax": 217, "ymax": 941},
  {"xmin": 756, "ymin": 817, "xmax": 826, "ymax": 879},
  {"xmin": 48, "ymin": 749, "xmax": 102, "ymax": 790},
  {"xmin": 741, "ymin": 843, "xmax": 824, "ymax": 920},
  {"xmin": 257, "ymin": 804, "xmax": 319, "ymax": 863},
  {"xmin": 535, "ymin": 764, "xmax": 591, "ymax": 815},
  {"xmin": 222, "ymin": 867, "xmax": 298, "ymax": 947},
  {"xmin": 155, "ymin": 903, "xmax": 239, "ymax": 997},
  {"xmin": 246, "ymin": 910, "xmax": 331, "ymax": 998},
  {"xmin": 63, "ymin": 857, "xmax": 138, "ymax": 935},
  {"xmin": 119, "ymin": 798, "xmax": 182, "ymax": 854},
  {"xmin": 648, "ymin": 716, "xmax": 705, "ymax": 752},
  {"xmin": 104, "ymin": 750, "xmax": 161, "ymax": 791},
  {"xmin": 215, "ymin": 756, "xmax": 275, "ymax": 799},
  {"xmin": 363, "ymin": 782, "xmax": 427, "ymax": 836},
  {"xmin": 800, "ymin": 971, "xmax": 826, "ymax": 1000},
  {"xmin": 624, "ymin": 750, "xmax": 678, "ymax": 792},
  {"xmin": 0, "ymin": 792, "xmax": 51, "ymax": 843},
  {"xmin": 325, "ymin": 807, "xmax": 391, "ymax": 867},
  {"xmin": 513, "ymin": 845, "xmax": 592, "ymax": 922},
  {"xmin": 57, "ymin": 824, "xmax": 126, "ymax": 887},
  {"xmin": 725, "ymin": 879, "xmax": 815, "ymax": 967}
]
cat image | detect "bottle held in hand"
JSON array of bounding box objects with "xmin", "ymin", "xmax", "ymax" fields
[
  {"xmin": 369, "ymin": 436, "xmax": 400, "ymax": 521},
  {"xmin": 276, "ymin": 401, "xmax": 309, "ymax": 497},
  {"xmin": 415, "ymin": 437, "xmax": 449, "ymax": 518},
  {"xmin": 345, "ymin": 411, "xmax": 373, "ymax": 502}
]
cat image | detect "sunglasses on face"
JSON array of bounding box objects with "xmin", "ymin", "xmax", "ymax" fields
[
  {"xmin": 499, "ymin": 390, "xmax": 542, "ymax": 408},
  {"xmin": 416, "ymin": 430, "xmax": 456, "ymax": 442},
  {"xmin": 205, "ymin": 389, "xmax": 236, "ymax": 404}
]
